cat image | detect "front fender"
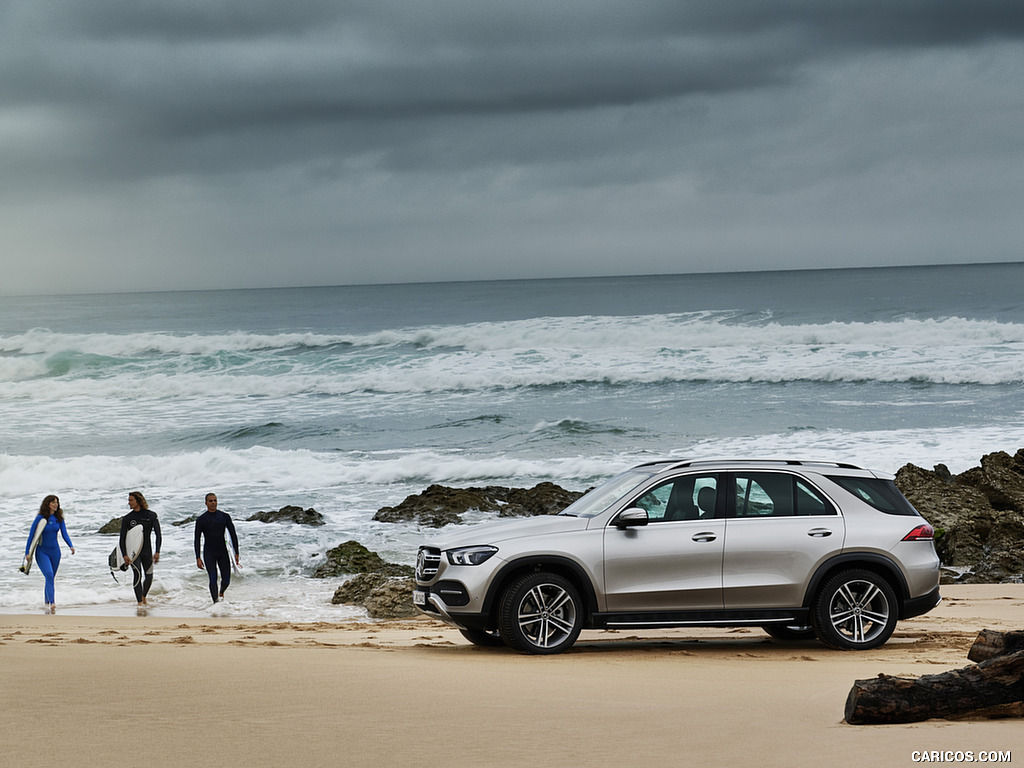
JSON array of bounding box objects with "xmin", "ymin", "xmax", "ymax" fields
[{"xmin": 481, "ymin": 555, "xmax": 600, "ymax": 625}]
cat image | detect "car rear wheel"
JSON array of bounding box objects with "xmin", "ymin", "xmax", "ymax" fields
[
  {"xmin": 498, "ymin": 571, "xmax": 583, "ymax": 655},
  {"xmin": 813, "ymin": 569, "xmax": 898, "ymax": 650}
]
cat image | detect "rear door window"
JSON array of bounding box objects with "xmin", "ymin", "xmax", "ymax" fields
[{"xmin": 732, "ymin": 472, "xmax": 836, "ymax": 517}]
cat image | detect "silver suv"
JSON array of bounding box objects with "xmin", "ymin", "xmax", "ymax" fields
[{"xmin": 413, "ymin": 459, "xmax": 941, "ymax": 654}]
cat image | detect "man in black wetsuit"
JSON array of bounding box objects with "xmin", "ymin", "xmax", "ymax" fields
[
  {"xmin": 120, "ymin": 491, "xmax": 161, "ymax": 614},
  {"xmin": 194, "ymin": 492, "xmax": 240, "ymax": 604}
]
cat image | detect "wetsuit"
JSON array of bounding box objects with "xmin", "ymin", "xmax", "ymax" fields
[
  {"xmin": 118, "ymin": 509, "xmax": 162, "ymax": 603},
  {"xmin": 25, "ymin": 515, "xmax": 74, "ymax": 605},
  {"xmin": 194, "ymin": 510, "xmax": 239, "ymax": 603}
]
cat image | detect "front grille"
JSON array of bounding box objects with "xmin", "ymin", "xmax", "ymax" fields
[{"xmin": 416, "ymin": 546, "xmax": 441, "ymax": 581}]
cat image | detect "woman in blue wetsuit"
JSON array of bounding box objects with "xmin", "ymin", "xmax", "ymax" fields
[
  {"xmin": 118, "ymin": 491, "xmax": 162, "ymax": 614},
  {"xmin": 194, "ymin": 492, "xmax": 240, "ymax": 604},
  {"xmin": 24, "ymin": 495, "xmax": 76, "ymax": 614}
]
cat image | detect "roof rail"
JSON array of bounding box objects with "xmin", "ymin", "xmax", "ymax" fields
[{"xmin": 659, "ymin": 458, "xmax": 865, "ymax": 471}]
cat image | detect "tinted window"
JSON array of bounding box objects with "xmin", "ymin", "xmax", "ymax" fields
[
  {"xmin": 734, "ymin": 474, "xmax": 785, "ymax": 516},
  {"xmin": 796, "ymin": 480, "xmax": 832, "ymax": 516},
  {"xmin": 827, "ymin": 476, "xmax": 919, "ymax": 516},
  {"xmin": 733, "ymin": 472, "xmax": 836, "ymax": 517},
  {"xmin": 633, "ymin": 475, "xmax": 718, "ymax": 522}
]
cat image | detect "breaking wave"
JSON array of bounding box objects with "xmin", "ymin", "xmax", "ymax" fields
[{"xmin": 1, "ymin": 315, "xmax": 1022, "ymax": 400}]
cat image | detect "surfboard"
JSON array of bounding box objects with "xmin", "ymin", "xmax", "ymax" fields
[
  {"xmin": 226, "ymin": 532, "xmax": 241, "ymax": 574},
  {"xmin": 108, "ymin": 524, "xmax": 145, "ymax": 572},
  {"xmin": 19, "ymin": 516, "xmax": 46, "ymax": 575}
]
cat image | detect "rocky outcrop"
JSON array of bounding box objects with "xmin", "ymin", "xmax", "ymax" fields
[
  {"xmin": 247, "ymin": 505, "xmax": 325, "ymax": 526},
  {"xmin": 316, "ymin": 540, "xmax": 416, "ymax": 618},
  {"xmin": 958, "ymin": 451, "xmax": 1024, "ymax": 511},
  {"xmin": 312, "ymin": 540, "xmax": 413, "ymax": 579},
  {"xmin": 331, "ymin": 573, "xmax": 417, "ymax": 619},
  {"xmin": 98, "ymin": 517, "xmax": 122, "ymax": 534},
  {"xmin": 372, "ymin": 482, "xmax": 585, "ymax": 528},
  {"xmin": 503, "ymin": 482, "xmax": 587, "ymax": 516},
  {"xmin": 895, "ymin": 450, "xmax": 1024, "ymax": 584}
]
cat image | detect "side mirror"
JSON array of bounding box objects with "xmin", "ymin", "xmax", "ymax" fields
[{"xmin": 613, "ymin": 508, "xmax": 649, "ymax": 528}]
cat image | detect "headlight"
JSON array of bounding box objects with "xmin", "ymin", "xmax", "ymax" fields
[{"xmin": 446, "ymin": 545, "xmax": 498, "ymax": 566}]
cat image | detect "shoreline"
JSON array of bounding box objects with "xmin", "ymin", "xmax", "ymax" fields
[{"xmin": 3, "ymin": 584, "xmax": 1022, "ymax": 768}]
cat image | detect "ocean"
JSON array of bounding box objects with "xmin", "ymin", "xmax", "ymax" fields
[{"xmin": 2, "ymin": 262, "xmax": 1023, "ymax": 619}]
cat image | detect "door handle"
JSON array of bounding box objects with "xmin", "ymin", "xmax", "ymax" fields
[
  {"xmin": 691, "ymin": 532, "xmax": 717, "ymax": 542},
  {"xmin": 807, "ymin": 528, "xmax": 833, "ymax": 537}
]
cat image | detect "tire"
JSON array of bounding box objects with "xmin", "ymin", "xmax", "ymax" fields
[
  {"xmin": 498, "ymin": 571, "xmax": 583, "ymax": 655},
  {"xmin": 762, "ymin": 624, "xmax": 816, "ymax": 641},
  {"xmin": 812, "ymin": 569, "xmax": 898, "ymax": 650},
  {"xmin": 458, "ymin": 628, "xmax": 506, "ymax": 648}
]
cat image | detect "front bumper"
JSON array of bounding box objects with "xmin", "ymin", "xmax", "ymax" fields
[
  {"xmin": 413, "ymin": 585, "xmax": 491, "ymax": 631},
  {"xmin": 414, "ymin": 588, "xmax": 457, "ymax": 624}
]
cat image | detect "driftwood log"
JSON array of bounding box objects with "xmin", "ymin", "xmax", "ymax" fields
[
  {"xmin": 844, "ymin": 629, "xmax": 1024, "ymax": 725},
  {"xmin": 968, "ymin": 629, "xmax": 1024, "ymax": 662}
]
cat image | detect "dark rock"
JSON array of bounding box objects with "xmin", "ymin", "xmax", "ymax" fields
[
  {"xmin": 895, "ymin": 463, "xmax": 995, "ymax": 569},
  {"xmin": 330, "ymin": 571, "xmax": 382, "ymax": 604},
  {"xmin": 372, "ymin": 484, "xmax": 503, "ymax": 527},
  {"xmin": 312, "ymin": 540, "xmax": 413, "ymax": 579},
  {"xmin": 247, "ymin": 505, "xmax": 326, "ymax": 526},
  {"xmin": 173, "ymin": 515, "xmax": 198, "ymax": 527},
  {"xmin": 956, "ymin": 450, "xmax": 1024, "ymax": 511},
  {"xmin": 98, "ymin": 517, "xmax": 122, "ymax": 534},
  {"xmin": 895, "ymin": 450, "xmax": 1024, "ymax": 584},
  {"xmin": 320, "ymin": 541, "xmax": 417, "ymax": 618},
  {"xmin": 501, "ymin": 482, "xmax": 586, "ymax": 517},
  {"xmin": 331, "ymin": 573, "xmax": 417, "ymax": 619},
  {"xmin": 373, "ymin": 482, "xmax": 585, "ymax": 527},
  {"xmin": 894, "ymin": 463, "xmax": 994, "ymax": 532}
]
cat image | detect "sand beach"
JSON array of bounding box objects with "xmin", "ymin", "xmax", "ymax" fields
[{"xmin": 2, "ymin": 583, "xmax": 1022, "ymax": 768}]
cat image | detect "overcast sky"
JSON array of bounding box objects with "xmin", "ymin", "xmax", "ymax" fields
[{"xmin": 2, "ymin": 1, "xmax": 1023, "ymax": 295}]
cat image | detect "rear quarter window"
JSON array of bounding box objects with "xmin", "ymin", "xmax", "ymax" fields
[{"xmin": 826, "ymin": 476, "xmax": 919, "ymax": 516}]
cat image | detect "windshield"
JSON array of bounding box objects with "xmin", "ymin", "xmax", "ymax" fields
[{"xmin": 559, "ymin": 468, "xmax": 660, "ymax": 518}]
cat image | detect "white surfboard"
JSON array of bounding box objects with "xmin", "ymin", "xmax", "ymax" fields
[
  {"xmin": 19, "ymin": 516, "xmax": 47, "ymax": 575},
  {"xmin": 226, "ymin": 532, "xmax": 241, "ymax": 574},
  {"xmin": 108, "ymin": 524, "xmax": 145, "ymax": 572}
]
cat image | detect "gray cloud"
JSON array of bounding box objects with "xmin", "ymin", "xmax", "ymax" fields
[{"xmin": 2, "ymin": 0, "xmax": 1023, "ymax": 294}]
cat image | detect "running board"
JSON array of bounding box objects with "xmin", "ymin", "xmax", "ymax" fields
[{"xmin": 595, "ymin": 608, "xmax": 811, "ymax": 629}]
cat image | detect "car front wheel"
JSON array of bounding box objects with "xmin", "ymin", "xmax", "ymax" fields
[
  {"xmin": 813, "ymin": 569, "xmax": 898, "ymax": 650},
  {"xmin": 498, "ymin": 571, "xmax": 583, "ymax": 655},
  {"xmin": 762, "ymin": 623, "xmax": 816, "ymax": 641},
  {"xmin": 458, "ymin": 628, "xmax": 506, "ymax": 648}
]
